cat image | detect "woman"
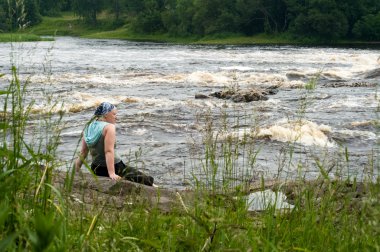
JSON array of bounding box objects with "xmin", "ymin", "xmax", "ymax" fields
[{"xmin": 75, "ymin": 102, "xmax": 154, "ymax": 186}]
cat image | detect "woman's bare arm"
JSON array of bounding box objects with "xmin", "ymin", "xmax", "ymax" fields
[
  {"xmin": 75, "ymin": 137, "xmax": 89, "ymax": 172},
  {"xmin": 104, "ymin": 124, "xmax": 121, "ymax": 180}
]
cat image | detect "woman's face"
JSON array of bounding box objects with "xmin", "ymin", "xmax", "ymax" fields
[{"xmin": 104, "ymin": 108, "xmax": 117, "ymax": 124}]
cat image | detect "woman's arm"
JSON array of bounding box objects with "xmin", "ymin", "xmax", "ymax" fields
[
  {"xmin": 104, "ymin": 124, "xmax": 121, "ymax": 180},
  {"xmin": 75, "ymin": 137, "xmax": 89, "ymax": 172}
]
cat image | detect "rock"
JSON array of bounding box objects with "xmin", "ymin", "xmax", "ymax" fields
[
  {"xmin": 323, "ymin": 81, "xmax": 376, "ymax": 88},
  {"xmin": 53, "ymin": 172, "xmax": 372, "ymax": 215},
  {"xmin": 246, "ymin": 189, "xmax": 294, "ymax": 212},
  {"xmin": 286, "ymin": 72, "xmax": 306, "ymax": 80},
  {"xmin": 53, "ymin": 171, "xmax": 193, "ymax": 213},
  {"xmin": 209, "ymin": 87, "xmax": 277, "ymax": 103},
  {"xmin": 364, "ymin": 68, "xmax": 380, "ymax": 79},
  {"xmin": 195, "ymin": 93, "xmax": 210, "ymax": 99}
]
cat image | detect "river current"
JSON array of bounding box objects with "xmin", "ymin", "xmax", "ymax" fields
[{"xmin": 0, "ymin": 37, "xmax": 379, "ymax": 188}]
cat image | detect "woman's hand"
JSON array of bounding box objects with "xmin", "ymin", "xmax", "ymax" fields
[{"xmin": 109, "ymin": 173, "xmax": 121, "ymax": 180}]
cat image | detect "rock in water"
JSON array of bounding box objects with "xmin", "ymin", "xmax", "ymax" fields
[
  {"xmin": 364, "ymin": 68, "xmax": 380, "ymax": 79},
  {"xmin": 195, "ymin": 93, "xmax": 210, "ymax": 99},
  {"xmin": 210, "ymin": 87, "xmax": 276, "ymax": 103}
]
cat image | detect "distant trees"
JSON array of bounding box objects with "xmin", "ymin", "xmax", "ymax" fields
[
  {"xmin": 286, "ymin": 0, "xmax": 349, "ymax": 39},
  {"xmin": 120, "ymin": 0, "xmax": 379, "ymax": 41},
  {"xmin": 0, "ymin": 0, "xmax": 41, "ymax": 31},
  {"xmin": 353, "ymin": 12, "xmax": 380, "ymax": 40},
  {"xmin": 72, "ymin": 0, "xmax": 105, "ymax": 24},
  {"xmin": 0, "ymin": 0, "xmax": 379, "ymax": 41},
  {"xmin": 38, "ymin": 0, "xmax": 63, "ymax": 16}
]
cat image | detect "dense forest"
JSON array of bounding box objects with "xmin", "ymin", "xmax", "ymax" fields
[{"xmin": 0, "ymin": 0, "xmax": 380, "ymax": 41}]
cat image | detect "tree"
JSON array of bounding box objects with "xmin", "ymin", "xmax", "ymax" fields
[
  {"xmin": 72, "ymin": 0, "xmax": 105, "ymax": 24},
  {"xmin": 38, "ymin": 0, "xmax": 63, "ymax": 16},
  {"xmin": 0, "ymin": 0, "xmax": 8, "ymax": 31},
  {"xmin": 353, "ymin": 12, "xmax": 380, "ymax": 40},
  {"xmin": 25, "ymin": 0, "xmax": 42, "ymax": 25},
  {"xmin": 286, "ymin": 0, "xmax": 348, "ymax": 40},
  {"xmin": 257, "ymin": 0, "xmax": 288, "ymax": 33},
  {"xmin": 0, "ymin": 0, "xmax": 41, "ymax": 31},
  {"xmin": 235, "ymin": 0, "xmax": 264, "ymax": 35},
  {"xmin": 192, "ymin": 0, "xmax": 238, "ymax": 35},
  {"xmin": 61, "ymin": 0, "xmax": 72, "ymax": 11},
  {"xmin": 130, "ymin": 0, "xmax": 165, "ymax": 33},
  {"xmin": 110, "ymin": 0, "xmax": 123, "ymax": 21}
]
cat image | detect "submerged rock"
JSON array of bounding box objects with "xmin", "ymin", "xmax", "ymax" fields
[
  {"xmin": 195, "ymin": 93, "xmax": 210, "ymax": 99},
  {"xmin": 208, "ymin": 87, "xmax": 278, "ymax": 103}
]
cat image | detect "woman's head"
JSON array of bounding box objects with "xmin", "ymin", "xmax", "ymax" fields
[{"xmin": 94, "ymin": 102, "xmax": 117, "ymax": 124}]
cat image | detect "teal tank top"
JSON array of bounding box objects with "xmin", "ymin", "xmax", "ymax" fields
[{"xmin": 85, "ymin": 121, "xmax": 121, "ymax": 166}]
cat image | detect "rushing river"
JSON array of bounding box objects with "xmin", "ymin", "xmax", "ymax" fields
[{"xmin": 0, "ymin": 37, "xmax": 379, "ymax": 188}]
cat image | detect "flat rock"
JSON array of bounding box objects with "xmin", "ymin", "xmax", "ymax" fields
[
  {"xmin": 53, "ymin": 171, "xmax": 193, "ymax": 213},
  {"xmin": 53, "ymin": 172, "xmax": 370, "ymax": 213}
]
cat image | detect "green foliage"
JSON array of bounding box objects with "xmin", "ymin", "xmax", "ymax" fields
[
  {"xmin": 353, "ymin": 12, "xmax": 380, "ymax": 40},
  {"xmin": 0, "ymin": 0, "xmax": 42, "ymax": 32},
  {"xmin": 288, "ymin": 0, "xmax": 349, "ymax": 40},
  {"xmin": 0, "ymin": 33, "xmax": 50, "ymax": 42},
  {"xmin": 28, "ymin": 211, "xmax": 63, "ymax": 252},
  {"xmin": 4, "ymin": 0, "xmax": 377, "ymax": 41},
  {"xmin": 72, "ymin": 0, "xmax": 105, "ymax": 24},
  {"xmin": 25, "ymin": 0, "xmax": 42, "ymax": 25},
  {"xmin": 0, "ymin": 49, "xmax": 65, "ymax": 249},
  {"xmin": 38, "ymin": 0, "xmax": 63, "ymax": 16}
]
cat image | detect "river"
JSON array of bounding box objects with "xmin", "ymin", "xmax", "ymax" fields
[{"xmin": 0, "ymin": 37, "xmax": 379, "ymax": 188}]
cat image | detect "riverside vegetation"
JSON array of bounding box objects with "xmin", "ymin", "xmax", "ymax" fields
[
  {"xmin": 1, "ymin": 0, "xmax": 380, "ymax": 44},
  {"xmin": 1, "ymin": 59, "xmax": 380, "ymax": 251}
]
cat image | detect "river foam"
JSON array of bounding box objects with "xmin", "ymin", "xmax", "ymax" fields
[{"xmin": 257, "ymin": 119, "xmax": 334, "ymax": 147}]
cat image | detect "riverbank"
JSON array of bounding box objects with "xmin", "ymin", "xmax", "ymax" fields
[
  {"xmin": 23, "ymin": 14, "xmax": 300, "ymax": 45},
  {"xmin": 0, "ymin": 33, "xmax": 53, "ymax": 42},
  {"xmin": 54, "ymin": 170, "xmax": 380, "ymax": 251},
  {"xmin": 1, "ymin": 13, "xmax": 377, "ymax": 47}
]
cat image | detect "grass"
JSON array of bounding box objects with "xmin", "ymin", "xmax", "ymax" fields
[
  {"xmin": 0, "ymin": 41, "xmax": 379, "ymax": 251},
  {"xmin": 0, "ymin": 33, "xmax": 52, "ymax": 42},
  {"xmin": 26, "ymin": 13, "xmax": 105, "ymax": 37}
]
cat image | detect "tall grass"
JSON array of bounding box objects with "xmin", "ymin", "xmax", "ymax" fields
[
  {"xmin": 0, "ymin": 60, "xmax": 379, "ymax": 251},
  {"xmin": 0, "ymin": 65, "xmax": 66, "ymax": 251}
]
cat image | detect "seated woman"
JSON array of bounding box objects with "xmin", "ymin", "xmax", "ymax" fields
[{"xmin": 75, "ymin": 102, "xmax": 154, "ymax": 186}]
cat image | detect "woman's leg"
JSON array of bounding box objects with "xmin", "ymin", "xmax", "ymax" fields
[
  {"xmin": 115, "ymin": 161, "xmax": 154, "ymax": 186},
  {"xmin": 91, "ymin": 163, "xmax": 109, "ymax": 177}
]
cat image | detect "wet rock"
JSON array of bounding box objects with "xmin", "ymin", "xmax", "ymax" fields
[
  {"xmin": 53, "ymin": 171, "xmax": 193, "ymax": 213},
  {"xmin": 195, "ymin": 93, "xmax": 210, "ymax": 99},
  {"xmin": 209, "ymin": 87, "xmax": 278, "ymax": 103},
  {"xmin": 323, "ymin": 81, "xmax": 376, "ymax": 88},
  {"xmin": 286, "ymin": 72, "xmax": 306, "ymax": 80},
  {"xmin": 364, "ymin": 68, "xmax": 380, "ymax": 79}
]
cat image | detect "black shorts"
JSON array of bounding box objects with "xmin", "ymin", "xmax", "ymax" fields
[{"xmin": 91, "ymin": 161, "xmax": 154, "ymax": 186}]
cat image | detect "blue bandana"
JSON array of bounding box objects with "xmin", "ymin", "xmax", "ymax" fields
[{"xmin": 94, "ymin": 102, "xmax": 115, "ymax": 116}]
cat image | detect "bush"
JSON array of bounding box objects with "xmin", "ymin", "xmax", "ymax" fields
[
  {"xmin": 290, "ymin": 9, "xmax": 348, "ymax": 40},
  {"xmin": 353, "ymin": 12, "xmax": 380, "ymax": 40}
]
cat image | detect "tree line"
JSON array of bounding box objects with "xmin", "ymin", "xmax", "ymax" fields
[{"xmin": 1, "ymin": 0, "xmax": 380, "ymax": 41}]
